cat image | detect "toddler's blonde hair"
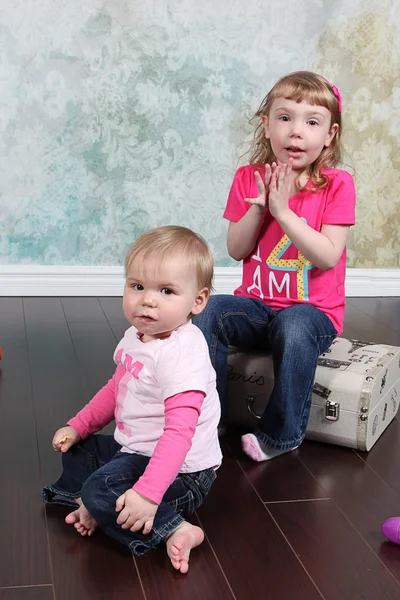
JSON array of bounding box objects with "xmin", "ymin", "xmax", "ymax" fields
[
  {"xmin": 249, "ymin": 71, "xmax": 342, "ymax": 191},
  {"xmin": 125, "ymin": 225, "xmax": 214, "ymax": 291}
]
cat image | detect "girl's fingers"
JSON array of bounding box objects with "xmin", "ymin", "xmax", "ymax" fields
[
  {"xmin": 264, "ymin": 164, "xmax": 272, "ymax": 186},
  {"xmin": 273, "ymin": 165, "xmax": 284, "ymax": 190},
  {"xmin": 254, "ymin": 170, "xmax": 265, "ymax": 196},
  {"xmin": 267, "ymin": 161, "xmax": 292, "ymax": 193},
  {"xmin": 278, "ymin": 164, "xmax": 286, "ymax": 182},
  {"xmin": 270, "ymin": 169, "xmax": 277, "ymax": 190}
]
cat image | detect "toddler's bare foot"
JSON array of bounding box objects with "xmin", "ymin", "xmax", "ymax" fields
[
  {"xmin": 165, "ymin": 521, "xmax": 204, "ymax": 574},
  {"xmin": 65, "ymin": 497, "xmax": 97, "ymax": 537}
]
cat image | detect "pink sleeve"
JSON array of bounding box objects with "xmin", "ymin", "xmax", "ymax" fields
[
  {"xmin": 132, "ymin": 390, "xmax": 205, "ymax": 504},
  {"xmin": 322, "ymin": 170, "xmax": 356, "ymax": 225},
  {"xmin": 223, "ymin": 165, "xmax": 260, "ymax": 222},
  {"xmin": 67, "ymin": 365, "xmax": 124, "ymax": 438}
]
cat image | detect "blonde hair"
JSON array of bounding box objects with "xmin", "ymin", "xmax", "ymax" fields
[
  {"xmin": 249, "ymin": 71, "xmax": 342, "ymax": 191},
  {"xmin": 125, "ymin": 226, "xmax": 214, "ymax": 290}
]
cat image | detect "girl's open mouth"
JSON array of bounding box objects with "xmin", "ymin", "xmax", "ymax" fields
[{"xmin": 286, "ymin": 147, "xmax": 304, "ymax": 158}]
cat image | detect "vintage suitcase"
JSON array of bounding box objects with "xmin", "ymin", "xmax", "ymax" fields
[{"xmin": 226, "ymin": 337, "xmax": 400, "ymax": 451}]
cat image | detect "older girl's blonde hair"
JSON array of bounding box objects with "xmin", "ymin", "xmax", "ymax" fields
[
  {"xmin": 249, "ymin": 71, "xmax": 342, "ymax": 191},
  {"xmin": 125, "ymin": 225, "xmax": 213, "ymax": 290}
]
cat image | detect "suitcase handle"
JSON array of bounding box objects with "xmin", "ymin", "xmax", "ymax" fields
[{"xmin": 246, "ymin": 395, "xmax": 262, "ymax": 419}]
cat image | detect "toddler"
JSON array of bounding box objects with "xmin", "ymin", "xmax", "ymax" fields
[{"xmin": 43, "ymin": 225, "xmax": 222, "ymax": 574}]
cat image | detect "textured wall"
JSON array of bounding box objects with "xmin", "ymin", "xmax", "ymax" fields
[{"xmin": 0, "ymin": 0, "xmax": 399, "ymax": 267}]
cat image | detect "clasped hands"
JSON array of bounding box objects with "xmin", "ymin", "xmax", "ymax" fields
[
  {"xmin": 245, "ymin": 159, "xmax": 293, "ymax": 219},
  {"xmin": 116, "ymin": 488, "xmax": 158, "ymax": 535}
]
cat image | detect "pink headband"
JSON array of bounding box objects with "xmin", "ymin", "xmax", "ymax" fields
[
  {"xmin": 328, "ymin": 83, "xmax": 342, "ymax": 113},
  {"xmin": 320, "ymin": 75, "xmax": 342, "ymax": 112}
]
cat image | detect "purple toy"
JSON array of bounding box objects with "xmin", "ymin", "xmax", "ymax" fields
[{"xmin": 382, "ymin": 517, "xmax": 400, "ymax": 544}]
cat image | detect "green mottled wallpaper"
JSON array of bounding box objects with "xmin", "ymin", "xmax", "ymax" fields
[{"xmin": 0, "ymin": 0, "xmax": 399, "ymax": 267}]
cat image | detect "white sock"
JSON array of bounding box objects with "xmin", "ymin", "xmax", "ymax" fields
[{"xmin": 241, "ymin": 433, "xmax": 299, "ymax": 462}]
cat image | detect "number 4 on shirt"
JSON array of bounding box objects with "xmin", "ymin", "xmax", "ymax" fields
[{"xmin": 267, "ymin": 219, "xmax": 313, "ymax": 301}]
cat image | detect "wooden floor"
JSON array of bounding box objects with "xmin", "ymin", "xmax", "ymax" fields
[{"xmin": 0, "ymin": 297, "xmax": 400, "ymax": 600}]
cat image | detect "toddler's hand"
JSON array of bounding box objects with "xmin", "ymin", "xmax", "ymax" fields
[
  {"xmin": 116, "ymin": 489, "xmax": 158, "ymax": 535},
  {"xmin": 244, "ymin": 165, "xmax": 274, "ymax": 210},
  {"xmin": 52, "ymin": 426, "xmax": 81, "ymax": 453}
]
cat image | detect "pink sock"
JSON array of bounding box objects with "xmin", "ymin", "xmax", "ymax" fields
[{"xmin": 241, "ymin": 433, "xmax": 298, "ymax": 462}]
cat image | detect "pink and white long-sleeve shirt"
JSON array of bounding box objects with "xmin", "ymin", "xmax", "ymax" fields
[{"xmin": 68, "ymin": 321, "xmax": 222, "ymax": 504}]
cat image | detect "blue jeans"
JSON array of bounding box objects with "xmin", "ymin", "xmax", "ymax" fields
[
  {"xmin": 192, "ymin": 296, "xmax": 337, "ymax": 450},
  {"xmin": 42, "ymin": 435, "xmax": 216, "ymax": 556}
]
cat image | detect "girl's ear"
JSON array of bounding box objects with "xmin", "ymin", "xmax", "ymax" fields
[
  {"xmin": 191, "ymin": 288, "xmax": 210, "ymax": 316},
  {"xmin": 324, "ymin": 122, "xmax": 339, "ymax": 147},
  {"xmin": 261, "ymin": 115, "xmax": 270, "ymax": 139}
]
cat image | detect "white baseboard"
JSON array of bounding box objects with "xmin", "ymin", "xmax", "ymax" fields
[
  {"xmin": 0, "ymin": 266, "xmax": 399, "ymax": 297},
  {"xmin": 344, "ymin": 269, "xmax": 400, "ymax": 297}
]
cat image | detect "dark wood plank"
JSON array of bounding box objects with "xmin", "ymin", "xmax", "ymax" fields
[
  {"xmin": 197, "ymin": 445, "xmax": 322, "ymax": 600},
  {"xmin": 269, "ymin": 499, "xmax": 400, "ymax": 600},
  {"xmin": 98, "ymin": 297, "xmax": 127, "ymax": 341},
  {"xmin": 61, "ymin": 297, "xmax": 106, "ymax": 322},
  {"xmin": 45, "ymin": 505, "xmax": 143, "ymax": 600},
  {"xmin": 66, "ymin": 320, "xmax": 116, "ymax": 401},
  {"xmin": 356, "ymin": 415, "xmax": 400, "ymax": 495},
  {"xmin": 341, "ymin": 320, "xmax": 364, "ymax": 340},
  {"xmin": 97, "ymin": 297, "xmax": 124, "ymax": 322},
  {"xmin": 226, "ymin": 429, "xmax": 328, "ymax": 502},
  {"xmin": 24, "ymin": 299, "xmax": 144, "ymax": 600},
  {"xmin": 0, "ymin": 298, "xmax": 51, "ymax": 587},
  {"xmin": 64, "ymin": 318, "xmax": 116, "ymax": 435},
  {"xmin": 347, "ymin": 298, "xmax": 400, "ymax": 334},
  {"xmin": 136, "ymin": 514, "xmax": 235, "ymax": 600},
  {"xmin": 299, "ymin": 440, "xmax": 400, "ymax": 582},
  {"xmin": 0, "ymin": 587, "xmax": 53, "ymax": 600},
  {"xmin": 23, "ymin": 298, "xmax": 88, "ymax": 484},
  {"xmin": 344, "ymin": 303, "xmax": 400, "ymax": 345}
]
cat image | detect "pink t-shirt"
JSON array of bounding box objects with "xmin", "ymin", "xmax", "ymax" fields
[{"xmin": 224, "ymin": 165, "xmax": 356, "ymax": 334}]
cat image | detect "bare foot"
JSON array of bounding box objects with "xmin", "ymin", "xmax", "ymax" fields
[
  {"xmin": 165, "ymin": 522, "xmax": 204, "ymax": 574},
  {"xmin": 65, "ymin": 497, "xmax": 97, "ymax": 537}
]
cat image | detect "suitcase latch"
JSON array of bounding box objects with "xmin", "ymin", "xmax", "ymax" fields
[{"xmin": 325, "ymin": 400, "xmax": 340, "ymax": 421}]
